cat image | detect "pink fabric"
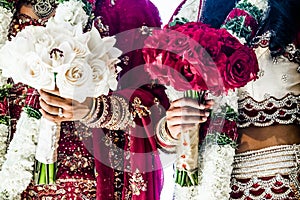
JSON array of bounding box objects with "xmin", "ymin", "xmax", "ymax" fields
[{"xmin": 92, "ymin": 0, "xmax": 168, "ymax": 199}]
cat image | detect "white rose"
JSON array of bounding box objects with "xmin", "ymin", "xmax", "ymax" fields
[
  {"xmin": 49, "ymin": 41, "xmax": 77, "ymax": 68},
  {"xmin": 33, "ymin": 29, "xmax": 55, "ymax": 53},
  {"xmin": 88, "ymin": 27, "xmax": 122, "ymax": 58},
  {"xmin": 20, "ymin": 52, "xmax": 55, "ymax": 90},
  {"xmin": 55, "ymin": 58, "xmax": 93, "ymax": 103},
  {"xmin": 60, "ymin": 32, "xmax": 91, "ymax": 59},
  {"xmin": 54, "ymin": 0, "xmax": 88, "ymax": 26},
  {"xmin": 89, "ymin": 59, "xmax": 115, "ymax": 96},
  {"xmin": 0, "ymin": 36, "xmax": 35, "ymax": 81}
]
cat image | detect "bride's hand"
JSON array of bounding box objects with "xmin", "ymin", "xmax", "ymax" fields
[
  {"xmin": 39, "ymin": 88, "xmax": 93, "ymax": 122},
  {"xmin": 166, "ymin": 98, "xmax": 214, "ymax": 139}
]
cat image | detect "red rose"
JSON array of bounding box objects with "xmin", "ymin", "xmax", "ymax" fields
[
  {"xmin": 169, "ymin": 22, "xmax": 209, "ymax": 41},
  {"xmin": 222, "ymin": 120, "xmax": 238, "ymax": 142},
  {"xmin": 167, "ymin": 30, "xmax": 191, "ymax": 55},
  {"xmin": 180, "ymin": 63, "xmax": 206, "ymax": 91},
  {"xmin": 219, "ymin": 29, "xmax": 241, "ymax": 52},
  {"xmin": 220, "ymin": 46, "xmax": 259, "ymax": 90},
  {"xmin": 199, "ymin": 28, "xmax": 223, "ymax": 58},
  {"xmin": 145, "ymin": 52, "xmax": 195, "ymax": 91},
  {"xmin": 143, "ymin": 29, "xmax": 170, "ymax": 63}
]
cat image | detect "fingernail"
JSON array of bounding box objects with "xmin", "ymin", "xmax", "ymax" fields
[
  {"xmin": 202, "ymin": 117, "xmax": 207, "ymax": 121},
  {"xmin": 205, "ymin": 112, "xmax": 210, "ymax": 117}
]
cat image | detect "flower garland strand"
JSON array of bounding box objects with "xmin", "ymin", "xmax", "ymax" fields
[
  {"xmin": 0, "ymin": 111, "xmax": 40, "ymax": 199},
  {"xmin": 196, "ymin": 91, "xmax": 239, "ymax": 199},
  {"xmin": 0, "ymin": 0, "xmax": 12, "ymax": 167},
  {"xmin": 0, "ymin": 68, "xmax": 11, "ymax": 172}
]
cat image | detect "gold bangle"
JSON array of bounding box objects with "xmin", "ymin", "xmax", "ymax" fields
[
  {"xmin": 83, "ymin": 95, "xmax": 110, "ymax": 128},
  {"xmin": 80, "ymin": 97, "xmax": 96, "ymax": 122},
  {"xmin": 102, "ymin": 95, "xmax": 133, "ymax": 130},
  {"xmin": 155, "ymin": 117, "xmax": 178, "ymax": 148}
]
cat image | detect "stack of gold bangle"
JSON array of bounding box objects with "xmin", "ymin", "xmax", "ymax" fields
[
  {"xmin": 81, "ymin": 96, "xmax": 110, "ymax": 128},
  {"xmin": 82, "ymin": 95, "xmax": 133, "ymax": 130},
  {"xmin": 155, "ymin": 117, "xmax": 178, "ymax": 152}
]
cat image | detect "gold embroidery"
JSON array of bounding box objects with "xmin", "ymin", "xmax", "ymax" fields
[
  {"xmin": 131, "ymin": 97, "xmax": 151, "ymax": 118},
  {"xmin": 23, "ymin": 179, "xmax": 96, "ymax": 199},
  {"xmin": 129, "ymin": 169, "xmax": 147, "ymax": 196},
  {"xmin": 139, "ymin": 26, "xmax": 153, "ymax": 36}
]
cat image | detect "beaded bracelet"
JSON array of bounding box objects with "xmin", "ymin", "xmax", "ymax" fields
[
  {"xmin": 108, "ymin": 95, "xmax": 132, "ymax": 130},
  {"xmin": 101, "ymin": 95, "xmax": 121, "ymax": 129}
]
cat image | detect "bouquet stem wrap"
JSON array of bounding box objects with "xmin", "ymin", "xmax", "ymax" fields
[
  {"xmin": 34, "ymin": 117, "xmax": 60, "ymax": 184},
  {"xmin": 35, "ymin": 117, "xmax": 60, "ymax": 164},
  {"xmin": 175, "ymin": 90, "xmax": 204, "ymax": 190}
]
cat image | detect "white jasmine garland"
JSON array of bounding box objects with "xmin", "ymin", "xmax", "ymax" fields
[
  {"xmin": 0, "ymin": 70, "xmax": 10, "ymax": 171},
  {"xmin": 208, "ymin": 90, "xmax": 238, "ymax": 112},
  {"xmin": 0, "ymin": 7, "xmax": 13, "ymax": 48},
  {"xmin": 0, "ymin": 112, "xmax": 40, "ymax": 200},
  {"xmin": 169, "ymin": 89, "xmax": 238, "ymax": 200},
  {"xmin": 174, "ymin": 184, "xmax": 198, "ymax": 200},
  {"xmin": 197, "ymin": 144, "xmax": 235, "ymax": 199},
  {"xmin": 0, "ymin": 124, "xmax": 9, "ymax": 170}
]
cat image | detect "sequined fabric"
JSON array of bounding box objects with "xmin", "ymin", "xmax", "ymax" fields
[
  {"xmin": 238, "ymin": 93, "xmax": 300, "ymax": 128},
  {"xmin": 21, "ymin": 122, "xmax": 97, "ymax": 199},
  {"xmin": 237, "ymin": 44, "xmax": 300, "ymax": 128},
  {"xmin": 230, "ymin": 145, "xmax": 300, "ymax": 199}
]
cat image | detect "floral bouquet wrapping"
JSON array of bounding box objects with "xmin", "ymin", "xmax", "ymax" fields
[
  {"xmin": 143, "ymin": 21, "xmax": 259, "ymax": 198},
  {"xmin": 0, "ymin": 0, "xmax": 121, "ymax": 198}
]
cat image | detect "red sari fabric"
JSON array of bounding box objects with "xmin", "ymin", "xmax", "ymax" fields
[{"xmin": 92, "ymin": 0, "xmax": 169, "ymax": 199}]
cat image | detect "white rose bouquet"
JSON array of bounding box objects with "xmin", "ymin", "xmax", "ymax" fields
[{"xmin": 0, "ymin": 6, "xmax": 121, "ymax": 103}]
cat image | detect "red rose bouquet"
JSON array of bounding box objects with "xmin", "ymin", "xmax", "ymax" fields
[{"xmin": 143, "ymin": 22, "xmax": 259, "ymax": 94}]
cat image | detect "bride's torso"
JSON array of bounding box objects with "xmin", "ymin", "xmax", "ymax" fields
[{"xmin": 237, "ymin": 37, "xmax": 300, "ymax": 152}]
